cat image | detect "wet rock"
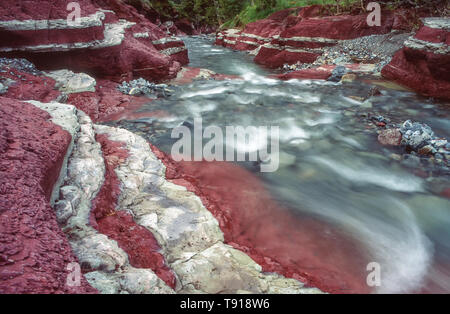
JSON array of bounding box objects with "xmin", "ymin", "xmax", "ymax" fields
[
  {"xmin": 430, "ymin": 139, "xmax": 448, "ymax": 148},
  {"xmin": 327, "ymin": 66, "xmax": 347, "ymax": 82},
  {"xmin": 368, "ymin": 86, "xmax": 382, "ymax": 97},
  {"xmin": 340, "ymin": 73, "xmax": 356, "ymax": 83},
  {"xmin": 378, "ymin": 129, "xmax": 402, "ymax": 146},
  {"xmin": 418, "ymin": 145, "xmax": 436, "ymax": 156},
  {"xmin": 401, "ymin": 154, "xmax": 421, "ymax": 168},
  {"xmin": 389, "ymin": 153, "xmax": 402, "ymax": 161},
  {"xmin": 400, "ymin": 120, "xmax": 434, "ymax": 149}
]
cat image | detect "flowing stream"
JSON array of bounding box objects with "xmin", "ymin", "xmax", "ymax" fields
[{"xmin": 105, "ymin": 35, "xmax": 450, "ymax": 293}]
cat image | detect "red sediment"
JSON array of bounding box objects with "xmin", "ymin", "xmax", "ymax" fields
[
  {"xmin": 1, "ymin": 68, "xmax": 60, "ymax": 102},
  {"xmin": 151, "ymin": 144, "xmax": 371, "ymax": 294},
  {"xmin": 0, "ymin": 97, "xmax": 96, "ymax": 293},
  {"xmin": 90, "ymin": 134, "xmax": 176, "ymax": 289}
]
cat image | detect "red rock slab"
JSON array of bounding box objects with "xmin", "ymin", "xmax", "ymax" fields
[
  {"xmin": 255, "ymin": 46, "xmax": 320, "ymax": 68},
  {"xmin": 67, "ymin": 79, "xmax": 151, "ymax": 123},
  {"xmin": 275, "ymin": 68, "xmax": 333, "ymax": 80},
  {"xmin": 151, "ymin": 145, "xmax": 372, "ymax": 294},
  {"xmin": 1, "ymin": 68, "xmax": 60, "ymax": 102},
  {"xmin": 0, "ymin": 96, "xmax": 96, "ymax": 294},
  {"xmin": 243, "ymin": 19, "xmax": 284, "ymax": 39},
  {"xmin": 381, "ymin": 47, "xmax": 450, "ymax": 100},
  {"xmin": 414, "ymin": 26, "xmax": 449, "ymax": 44},
  {"xmin": 3, "ymin": 29, "xmax": 181, "ymax": 83},
  {"xmin": 90, "ymin": 134, "xmax": 176, "ymax": 289}
]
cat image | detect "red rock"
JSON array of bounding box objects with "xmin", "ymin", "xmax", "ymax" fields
[
  {"xmin": 382, "ymin": 47, "xmax": 450, "ymax": 100},
  {"xmin": 1, "ymin": 68, "xmax": 60, "ymax": 102},
  {"xmin": 0, "ymin": 0, "xmax": 188, "ymax": 82},
  {"xmin": 378, "ymin": 129, "xmax": 402, "ymax": 146},
  {"xmin": 174, "ymin": 18, "xmax": 196, "ymax": 35},
  {"xmin": 281, "ymin": 13, "xmax": 395, "ymax": 40},
  {"xmin": 90, "ymin": 134, "xmax": 176, "ymax": 289},
  {"xmin": 382, "ymin": 19, "xmax": 450, "ymax": 99},
  {"xmin": 151, "ymin": 145, "xmax": 372, "ymax": 294},
  {"xmin": 0, "ymin": 0, "xmax": 98, "ymax": 20},
  {"xmin": 414, "ymin": 26, "xmax": 449, "ymax": 44},
  {"xmin": 275, "ymin": 68, "xmax": 333, "ymax": 80},
  {"xmin": 170, "ymin": 67, "xmax": 241, "ymax": 85},
  {"xmin": 254, "ymin": 46, "xmax": 320, "ymax": 68},
  {"xmin": 66, "ymin": 79, "xmax": 149, "ymax": 123},
  {"xmin": 0, "ymin": 96, "xmax": 96, "ymax": 293}
]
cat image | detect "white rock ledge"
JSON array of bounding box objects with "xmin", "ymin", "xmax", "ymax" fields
[{"xmin": 95, "ymin": 124, "xmax": 323, "ymax": 294}]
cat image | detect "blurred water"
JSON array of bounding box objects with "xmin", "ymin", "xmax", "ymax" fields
[{"xmin": 108, "ymin": 36, "xmax": 450, "ymax": 293}]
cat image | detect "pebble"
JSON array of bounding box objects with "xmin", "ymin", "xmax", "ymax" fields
[{"xmin": 0, "ymin": 57, "xmax": 41, "ymax": 75}]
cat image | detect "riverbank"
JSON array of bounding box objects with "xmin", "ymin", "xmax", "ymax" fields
[{"xmin": 215, "ymin": 6, "xmax": 450, "ymax": 100}]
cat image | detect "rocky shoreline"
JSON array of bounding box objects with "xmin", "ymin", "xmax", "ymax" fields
[{"xmin": 215, "ymin": 7, "xmax": 450, "ymax": 100}]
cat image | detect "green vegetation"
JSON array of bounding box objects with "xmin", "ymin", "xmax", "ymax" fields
[
  {"xmin": 130, "ymin": 0, "xmax": 361, "ymax": 28},
  {"xmin": 222, "ymin": 0, "xmax": 363, "ymax": 28}
]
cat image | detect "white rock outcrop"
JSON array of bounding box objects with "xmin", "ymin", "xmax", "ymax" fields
[{"xmin": 95, "ymin": 125, "xmax": 323, "ymax": 294}]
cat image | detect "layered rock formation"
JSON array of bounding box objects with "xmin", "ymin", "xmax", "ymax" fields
[
  {"xmin": 1, "ymin": 66, "xmax": 325, "ymax": 293},
  {"xmin": 0, "ymin": 0, "xmax": 188, "ymax": 82},
  {"xmin": 216, "ymin": 7, "xmax": 412, "ymax": 69},
  {"xmin": 0, "ymin": 97, "xmax": 95, "ymax": 293},
  {"xmin": 382, "ymin": 18, "xmax": 450, "ymax": 100}
]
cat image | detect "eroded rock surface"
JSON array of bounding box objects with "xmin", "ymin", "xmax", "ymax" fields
[
  {"xmin": 382, "ymin": 18, "xmax": 450, "ymax": 99},
  {"xmin": 0, "ymin": 97, "xmax": 95, "ymax": 293},
  {"xmin": 0, "ymin": 0, "xmax": 188, "ymax": 82},
  {"xmin": 216, "ymin": 6, "xmax": 414, "ymax": 69},
  {"xmin": 94, "ymin": 125, "xmax": 323, "ymax": 294}
]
